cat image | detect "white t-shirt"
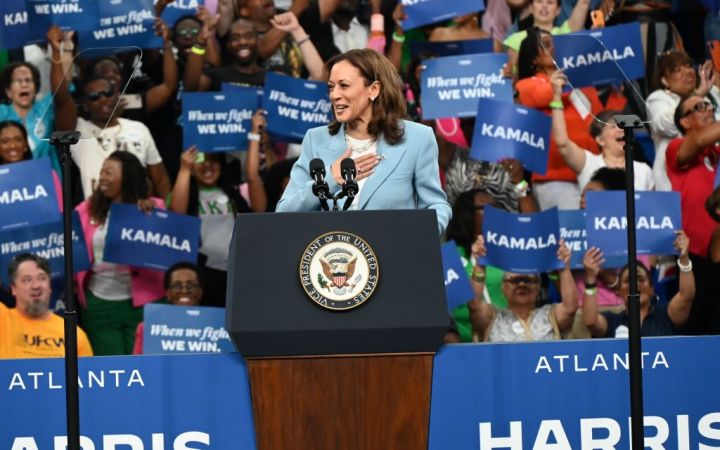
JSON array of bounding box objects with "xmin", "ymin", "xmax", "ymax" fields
[
  {"xmin": 71, "ymin": 117, "xmax": 163, "ymax": 198},
  {"xmin": 331, "ymin": 18, "xmax": 369, "ymax": 54},
  {"xmin": 198, "ymin": 187, "xmax": 235, "ymax": 271},
  {"xmin": 88, "ymin": 220, "xmax": 132, "ymax": 300},
  {"xmin": 578, "ymin": 151, "xmax": 655, "ymax": 192}
]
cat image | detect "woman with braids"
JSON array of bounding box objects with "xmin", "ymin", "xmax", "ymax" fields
[{"xmin": 74, "ymin": 151, "xmax": 165, "ymax": 355}]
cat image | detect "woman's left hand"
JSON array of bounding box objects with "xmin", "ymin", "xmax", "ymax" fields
[
  {"xmin": 557, "ymin": 239, "xmax": 571, "ymax": 269},
  {"xmin": 137, "ymin": 199, "xmax": 156, "ymax": 214},
  {"xmin": 674, "ymin": 230, "xmax": 690, "ymax": 258},
  {"xmin": 499, "ymin": 158, "xmax": 524, "ymax": 184}
]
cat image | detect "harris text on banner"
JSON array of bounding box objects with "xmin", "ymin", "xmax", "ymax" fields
[
  {"xmin": 401, "ymin": 0, "xmax": 484, "ymax": 30},
  {"xmin": 78, "ymin": 0, "xmax": 163, "ymax": 50},
  {"xmin": 480, "ymin": 206, "xmax": 561, "ymax": 274},
  {"xmin": 471, "ymin": 98, "xmax": 551, "ymax": 175},
  {"xmin": 183, "ymin": 91, "xmax": 259, "ymax": 152},
  {"xmin": 143, "ymin": 303, "xmax": 236, "ymax": 354},
  {"xmin": 27, "ymin": 0, "xmax": 100, "ymax": 33},
  {"xmin": 441, "ymin": 241, "xmax": 474, "ymax": 312},
  {"xmin": 262, "ymin": 72, "xmax": 331, "ymax": 142},
  {"xmin": 553, "ymin": 22, "xmax": 644, "ymax": 88},
  {"xmin": 421, "ymin": 53, "xmax": 511, "ymax": 120},
  {"xmin": 585, "ymin": 191, "xmax": 681, "ymax": 257},
  {"xmin": 0, "ymin": 158, "xmax": 59, "ymax": 231},
  {"xmin": 103, "ymin": 204, "xmax": 201, "ymax": 271}
]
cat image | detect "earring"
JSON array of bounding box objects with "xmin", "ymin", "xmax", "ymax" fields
[{"xmin": 370, "ymin": 96, "xmax": 375, "ymax": 102}]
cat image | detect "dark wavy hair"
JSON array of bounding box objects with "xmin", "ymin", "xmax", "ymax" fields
[
  {"xmin": 0, "ymin": 62, "xmax": 41, "ymax": 104},
  {"xmin": 0, "ymin": 121, "xmax": 32, "ymax": 163},
  {"xmin": 517, "ymin": 27, "xmax": 551, "ymax": 80},
  {"xmin": 445, "ymin": 188, "xmax": 496, "ymax": 256},
  {"xmin": 324, "ymin": 49, "xmax": 406, "ymax": 146},
  {"xmin": 651, "ymin": 50, "xmax": 694, "ymax": 92},
  {"xmin": 89, "ymin": 151, "xmax": 149, "ymax": 223}
]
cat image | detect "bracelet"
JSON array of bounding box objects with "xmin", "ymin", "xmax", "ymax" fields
[
  {"xmin": 247, "ymin": 132, "xmax": 261, "ymax": 142},
  {"xmin": 514, "ymin": 179, "xmax": 529, "ymax": 197},
  {"xmin": 392, "ymin": 32, "xmax": 405, "ymax": 43},
  {"xmin": 549, "ymin": 100, "xmax": 563, "ymax": 110},
  {"xmin": 295, "ymin": 35, "xmax": 310, "ymax": 46},
  {"xmin": 584, "ymin": 287, "xmax": 598, "ymax": 296},
  {"xmin": 471, "ymin": 266, "xmax": 486, "ymax": 283},
  {"xmin": 191, "ymin": 45, "xmax": 206, "ymax": 56},
  {"xmin": 548, "ymin": 272, "xmax": 559, "ymax": 281},
  {"xmin": 677, "ymin": 258, "xmax": 693, "ymax": 273}
]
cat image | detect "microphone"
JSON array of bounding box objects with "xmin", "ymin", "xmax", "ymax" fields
[
  {"xmin": 309, "ymin": 158, "xmax": 330, "ymax": 211},
  {"xmin": 340, "ymin": 158, "xmax": 358, "ymax": 210}
]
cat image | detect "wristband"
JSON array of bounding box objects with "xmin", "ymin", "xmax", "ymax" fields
[
  {"xmin": 678, "ymin": 258, "xmax": 693, "ymax": 273},
  {"xmin": 514, "ymin": 179, "xmax": 529, "ymax": 197},
  {"xmin": 295, "ymin": 35, "xmax": 310, "ymax": 46},
  {"xmin": 549, "ymin": 100, "xmax": 563, "ymax": 110},
  {"xmin": 392, "ymin": 32, "xmax": 405, "ymax": 43},
  {"xmin": 191, "ymin": 45, "xmax": 206, "ymax": 56},
  {"xmin": 548, "ymin": 272, "xmax": 559, "ymax": 281},
  {"xmin": 471, "ymin": 266, "xmax": 486, "ymax": 283},
  {"xmin": 584, "ymin": 287, "xmax": 598, "ymax": 296},
  {"xmin": 247, "ymin": 132, "xmax": 261, "ymax": 142}
]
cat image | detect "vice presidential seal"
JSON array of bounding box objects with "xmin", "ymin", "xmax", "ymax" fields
[{"xmin": 299, "ymin": 231, "xmax": 379, "ymax": 311}]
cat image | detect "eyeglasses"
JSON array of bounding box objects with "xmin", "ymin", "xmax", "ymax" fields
[
  {"xmin": 85, "ymin": 86, "xmax": 115, "ymax": 102},
  {"xmin": 176, "ymin": 28, "xmax": 200, "ymax": 37},
  {"xmin": 683, "ymin": 100, "xmax": 714, "ymax": 117},
  {"xmin": 503, "ymin": 276, "xmax": 540, "ymax": 286},
  {"xmin": 168, "ymin": 282, "xmax": 200, "ymax": 292}
]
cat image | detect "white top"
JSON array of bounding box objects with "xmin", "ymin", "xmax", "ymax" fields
[
  {"xmin": 578, "ymin": 151, "xmax": 655, "ymax": 191},
  {"xmin": 346, "ymin": 134, "xmax": 378, "ymax": 211},
  {"xmin": 198, "ymin": 188, "xmax": 235, "ymax": 271},
  {"xmin": 331, "ymin": 18, "xmax": 369, "ymax": 54},
  {"xmin": 71, "ymin": 117, "xmax": 163, "ymax": 198},
  {"xmin": 88, "ymin": 220, "xmax": 132, "ymax": 300}
]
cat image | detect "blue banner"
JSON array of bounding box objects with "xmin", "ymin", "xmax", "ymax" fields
[
  {"xmin": 470, "ymin": 98, "xmax": 551, "ymax": 174},
  {"xmin": 553, "ymin": 22, "xmax": 645, "ymax": 88},
  {"xmin": 27, "ymin": 0, "xmax": 100, "ymax": 32},
  {"xmin": 183, "ymin": 90, "xmax": 259, "ymax": 152},
  {"xmin": 441, "ymin": 241, "xmax": 474, "ymax": 311},
  {"xmin": 0, "ymin": 353, "xmax": 257, "ymax": 449},
  {"xmin": 0, "ymin": 212, "xmax": 90, "ymax": 286},
  {"xmin": 421, "ymin": 53, "xmax": 512, "ymax": 120},
  {"xmin": 158, "ymin": 0, "xmax": 204, "ymax": 27},
  {"xmin": 0, "ymin": 2, "xmax": 45, "ymax": 49},
  {"xmin": 104, "ymin": 204, "xmax": 201, "ymax": 271},
  {"xmin": 586, "ymin": 191, "xmax": 681, "ymax": 257},
  {"xmin": 78, "ymin": 0, "xmax": 163, "ymax": 50},
  {"xmin": 559, "ymin": 210, "xmax": 626, "ymax": 270},
  {"xmin": 429, "ymin": 336, "xmax": 720, "ymax": 450},
  {"xmin": 0, "ymin": 158, "xmax": 60, "ymax": 231},
  {"xmin": 401, "ymin": 0, "xmax": 484, "ymax": 30},
  {"xmin": 143, "ymin": 303, "xmax": 236, "ymax": 354},
  {"xmin": 409, "ymin": 38, "xmax": 493, "ymax": 58},
  {"xmin": 481, "ymin": 206, "xmax": 561, "ymax": 274},
  {"xmin": 262, "ymin": 72, "xmax": 331, "ymax": 142}
]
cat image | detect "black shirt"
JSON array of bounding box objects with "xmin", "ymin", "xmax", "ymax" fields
[{"xmin": 602, "ymin": 303, "xmax": 678, "ymax": 338}]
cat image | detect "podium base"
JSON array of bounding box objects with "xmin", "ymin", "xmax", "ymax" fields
[{"xmin": 247, "ymin": 353, "xmax": 434, "ymax": 450}]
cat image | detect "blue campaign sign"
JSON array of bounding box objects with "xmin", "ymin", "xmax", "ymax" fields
[
  {"xmin": 0, "ymin": 3, "xmax": 44, "ymax": 52},
  {"xmin": 480, "ymin": 206, "xmax": 560, "ymax": 274},
  {"xmin": 104, "ymin": 204, "xmax": 201, "ymax": 271},
  {"xmin": 78, "ymin": 0, "xmax": 163, "ymax": 50},
  {"xmin": 158, "ymin": 0, "xmax": 204, "ymax": 27},
  {"xmin": 409, "ymin": 38, "xmax": 493, "ymax": 58},
  {"xmin": 0, "ymin": 212, "xmax": 90, "ymax": 286},
  {"xmin": 429, "ymin": 336, "xmax": 720, "ymax": 449},
  {"xmin": 441, "ymin": 241, "xmax": 474, "ymax": 311},
  {"xmin": 183, "ymin": 90, "xmax": 259, "ymax": 152},
  {"xmin": 0, "ymin": 158, "xmax": 60, "ymax": 231},
  {"xmin": 553, "ymin": 22, "xmax": 645, "ymax": 88},
  {"xmin": 143, "ymin": 303, "xmax": 236, "ymax": 354},
  {"xmin": 586, "ymin": 191, "xmax": 681, "ymax": 257},
  {"xmin": 262, "ymin": 72, "xmax": 331, "ymax": 142},
  {"xmin": 401, "ymin": 0, "xmax": 484, "ymax": 30},
  {"xmin": 222, "ymin": 83, "xmax": 264, "ymax": 97},
  {"xmin": 421, "ymin": 53, "xmax": 512, "ymax": 120},
  {"xmin": 471, "ymin": 98, "xmax": 551, "ymax": 175},
  {"xmin": 0, "ymin": 353, "xmax": 257, "ymax": 449},
  {"xmin": 26, "ymin": 0, "xmax": 100, "ymax": 32}
]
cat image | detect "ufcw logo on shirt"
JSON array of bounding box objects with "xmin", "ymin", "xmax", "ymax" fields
[{"xmin": 23, "ymin": 334, "xmax": 64, "ymax": 348}]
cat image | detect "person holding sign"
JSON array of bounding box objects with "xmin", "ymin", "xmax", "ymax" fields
[
  {"xmin": 550, "ymin": 70, "xmax": 655, "ymax": 191},
  {"xmin": 581, "ymin": 231, "xmax": 695, "ymax": 338},
  {"xmin": 0, "ymin": 254, "xmax": 93, "ymax": 359},
  {"xmin": 468, "ymin": 235, "xmax": 578, "ymax": 342},
  {"xmin": 74, "ymin": 152, "xmax": 165, "ymax": 355},
  {"xmin": 276, "ymin": 49, "xmax": 451, "ymax": 234}
]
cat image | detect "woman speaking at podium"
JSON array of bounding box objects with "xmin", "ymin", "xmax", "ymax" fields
[{"xmin": 276, "ymin": 49, "xmax": 451, "ymax": 235}]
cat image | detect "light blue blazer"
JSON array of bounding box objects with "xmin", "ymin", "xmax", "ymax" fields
[{"xmin": 276, "ymin": 120, "xmax": 452, "ymax": 235}]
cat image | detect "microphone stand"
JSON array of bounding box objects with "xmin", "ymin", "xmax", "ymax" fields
[
  {"xmin": 615, "ymin": 115, "xmax": 644, "ymax": 449},
  {"xmin": 50, "ymin": 130, "xmax": 81, "ymax": 450}
]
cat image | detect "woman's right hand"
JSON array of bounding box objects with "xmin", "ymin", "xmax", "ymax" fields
[
  {"xmin": 180, "ymin": 146, "xmax": 199, "ymax": 172},
  {"xmin": 582, "ymin": 246, "xmax": 605, "ymax": 284},
  {"xmin": 471, "ymin": 235, "xmax": 487, "ymax": 260},
  {"xmin": 330, "ymin": 149, "xmax": 380, "ymax": 185},
  {"xmin": 251, "ymin": 109, "xmax": 267, "ymax": 133},
  {"xmin": 550, "ymin": 69, "xmax": 565, "ymax": 100}
]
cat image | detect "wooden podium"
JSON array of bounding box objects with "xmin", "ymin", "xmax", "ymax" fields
[{"xmin": 226, "ymin": 211, "xmax": 448, "ymax": 450}]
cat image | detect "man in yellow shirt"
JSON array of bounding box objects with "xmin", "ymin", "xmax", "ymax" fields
[{"xmin": 0, "ymin": 254, "xmax": 93, "ymax": 359}]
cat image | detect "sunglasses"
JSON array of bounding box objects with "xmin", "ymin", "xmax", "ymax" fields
[
  {"xmin": 85, "ymin": 86, "xmax": 115, "ymax": 102},
  {"xmin": 683, "ymin": 100, "xmax": 714, "ymax": 117},
  {"xmin": 503, "ymin": 276, "xmax": 540, "ymax": 286},
  {"xmin": 176, "ymin": 28, "xmax": 200, "ymax": 37}
]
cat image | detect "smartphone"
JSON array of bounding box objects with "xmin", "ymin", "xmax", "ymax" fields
[
  {"xmin": 120, "ymin": 93, "xmax": 143, "ymax": 110},
  {"xmin": 590, "ymin": 10, "xmax": 605, "ymax": 29}
]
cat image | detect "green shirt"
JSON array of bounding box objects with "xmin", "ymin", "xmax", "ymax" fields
[{"xmin": 503, "ymin": 21, "xmax": 572, "ymax": 52}]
